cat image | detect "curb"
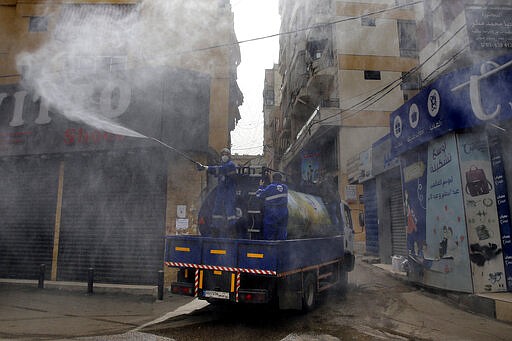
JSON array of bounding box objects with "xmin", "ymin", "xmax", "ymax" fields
[{"xmin": 0, "ymin": 278, "xmax": 158, "ymax": 297}]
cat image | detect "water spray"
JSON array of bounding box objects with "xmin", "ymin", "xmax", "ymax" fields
[{"xmin": 64, "ymin": 112, "xmax": 204, "ymax": 167}]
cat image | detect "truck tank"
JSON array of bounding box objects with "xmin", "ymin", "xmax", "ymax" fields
[
  {"xmin": 286, "ymin": 190, "xmax": 340, "ymax": 239},
  {"xmin": 197, "ymin": 168, "xmax": 341, "ymax": 239}
]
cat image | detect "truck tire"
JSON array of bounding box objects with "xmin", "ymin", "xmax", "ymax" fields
[{"xmin": 302, "ymin": 273, "xmax": 317, "ymax": 312}]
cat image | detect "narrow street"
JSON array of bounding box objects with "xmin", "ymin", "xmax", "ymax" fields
[
  {"xmin": 2, "ymin": 256, "xmax": 512, "ymax": 340},
  {"xmin": 142, "ymin": 257, "xmax": 512, "ymax": 340}
]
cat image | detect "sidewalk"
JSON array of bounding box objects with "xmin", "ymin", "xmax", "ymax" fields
[
  {"xmin": 363, "ymin": 256, "xmax": 512, "ymax": 325},
  {"xmin": 0, "ymin": 279, "xmax": 197, "ymax": 340}
]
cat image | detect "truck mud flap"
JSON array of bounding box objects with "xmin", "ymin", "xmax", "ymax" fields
[{"xmin": 343, "ymin": 252, "xmax": 355, "ymax": 272}]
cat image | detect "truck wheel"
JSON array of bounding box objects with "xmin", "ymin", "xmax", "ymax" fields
[{"xmin": 302, "ymin": 273, "xmax": 316, "ymax": 312}]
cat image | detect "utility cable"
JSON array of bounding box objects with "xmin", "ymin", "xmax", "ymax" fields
[
  {"xmin": 281, "ymin": 32, "xmax": 470, "ymax": 159},
  {"xmin": 311, "ymin": 23, "xmax": 468, "ymax": 127},
  {"xmin": 180, "ymin": 1, "xmax": 424, "ymax": 55}
]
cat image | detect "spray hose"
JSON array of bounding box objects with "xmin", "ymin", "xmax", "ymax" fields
[{"xmin": 150, "ymin": 137, "xmax": 202, "ymax": 166}]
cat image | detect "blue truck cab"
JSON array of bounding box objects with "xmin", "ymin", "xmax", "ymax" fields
[{"xmin": 164, "ymin": 167, "xmax": 355, "ymax": 311}]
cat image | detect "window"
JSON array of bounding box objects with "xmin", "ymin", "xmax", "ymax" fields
[
  {"xmin": 401, "ymin": 72, "xmax": 420, "ymax": 90},
  {"xmin": 264, "ymin": 97, "xmax": 275, "ymax": 106},
  {"xmin": 361, "ymin": 16, "xmax": 376, "ymax": 27},
  {"xmin": 307, "ymin": 40, "xmax": 327, "ymax": 60},
  {"xmin": 364, "ymin": 71, "xmax": 381, "ymax": 80},
  {"xmin": 29, "ymin": 16, "xmax": 48, "ymax": 32},
  {"xmin": 398, "ymin": 20, "xmax": 418, "ymax": 58}
]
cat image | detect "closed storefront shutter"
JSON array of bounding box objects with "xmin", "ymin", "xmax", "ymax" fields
[
  {"xmin": 390, "ymin": 181, "xmax": 407, "ymax": 257},
  {"xmin": 0, "ymin": 157, "xmax": 59, "ymax": 279},
  {"xmin": 57, "ymin": 151, "xmax": 166, "ymax": 285},
  {"xmin": 363, "ymin": 179, "xmax": 379, "ymax": 256}
]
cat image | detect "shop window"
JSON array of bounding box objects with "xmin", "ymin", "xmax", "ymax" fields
[{"xmin": 29, "ymin": 16, "xmax": 48, "ymax": 32}]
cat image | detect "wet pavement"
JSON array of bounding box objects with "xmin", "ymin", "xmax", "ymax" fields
[
  {"xmin": 0, "ymin": 281, "xmax": 201, "ymax": 340},
  {"xmin": 1, "ymin": 260, "xmax": 511, "ymax": 340}
]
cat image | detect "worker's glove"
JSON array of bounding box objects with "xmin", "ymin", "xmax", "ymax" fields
[{"xmin": 196, "ymin": 163, "xmax": 207, "ymax": 171}]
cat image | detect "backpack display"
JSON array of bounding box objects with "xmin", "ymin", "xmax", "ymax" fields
[{"xmin": 465, "ymin": 166, "xmax": 492, "ymax": 197}]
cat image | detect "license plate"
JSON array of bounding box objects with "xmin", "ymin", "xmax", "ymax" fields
[{"xmin": 203, "ymin": 290, "xmax": 230, "ymax": 300}]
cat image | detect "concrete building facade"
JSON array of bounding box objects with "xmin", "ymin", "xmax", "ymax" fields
[
  {"xmin": 0, "ymin": 0, "xmax": 242, "ymax": 286},
  {"xmin": 271, "ymin": 0, "xmax": 419, "ymax": 246}
]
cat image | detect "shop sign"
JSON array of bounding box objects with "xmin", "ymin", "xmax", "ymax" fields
[
  {"xmin": 458, "ymin": 132, "xmax": 507, "ymax": 292},
  {"xmin": 391, "ymin": 54, "xmax": 512, "ymax": 156},
  {"xmin": 0, "ymin": 67, "xmax": 210, "ymax": 156},
  {"xmin": 301, "ymin": 150, "xmax": 320, "ymax": 184},
  {"xmin": 359, "ymin": 148, "xmax": 372, "ymax": 182},
  {"xmin": 488, "ymin": 136, "xmax": 512, "ymax": 291},
  {"xmin": 422, "ymin": 134, "xmax": 473, "ymax": 292},
  {"xmin": 465, "ymin": 5, "xmax": 512, "ymax": 51},
  {"xmin": 371, "ymin": 135, "xmax": 400, "ymax": 176},
  {"xmin": 345, "ymin": 185, "xmax": 357, "ymax": 202}
]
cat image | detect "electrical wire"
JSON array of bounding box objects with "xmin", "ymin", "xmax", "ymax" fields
[
  {"xmin": 1, "ymin": 0, "xmax": 424, "ymax": 79},
  {"xmin": 280, "ymin": 24, "xmax": 470, "ymax": 159},
  {"xmin": 314, "ymin": 23, "xmax": 467, "ymax": 127}
]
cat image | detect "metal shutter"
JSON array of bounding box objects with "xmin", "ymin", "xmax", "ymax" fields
[
  {"xmin": 57, "ymin": 151, "xmax": 166, "ymax": 285},
  {"xmin": 363, "ymin": 179, "xmax": 379, "ymax": 256},
  {"xmin": 0, "ymin": 157, "xmax": 59, "ymax": 280},
  {"xmin": 390, "ymin": 181, "xmax": 407, "ymax": 257}
]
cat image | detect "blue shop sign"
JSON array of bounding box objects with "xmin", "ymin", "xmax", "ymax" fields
[{"xmin": 391, "ymin": 54, "xmax": 512, "ymax": 156}]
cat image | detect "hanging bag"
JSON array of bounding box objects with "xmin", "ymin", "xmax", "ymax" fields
[{"xmin": 465, "ymin": 166, "xmax": 492, "ymax": 197}]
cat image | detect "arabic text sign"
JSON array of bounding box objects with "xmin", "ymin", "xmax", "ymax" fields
[
  {"xmin": 391, "ymin": 54, "xmax": 512, "ymax": 156},
  {"xmin": 465, "ymin": 6, "xmax": 512, "ymax": 51}
]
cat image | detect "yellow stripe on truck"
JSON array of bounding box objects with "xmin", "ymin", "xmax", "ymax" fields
[
  {"xmin": 231, "ymin": 273, "xmax": 235, "ymax": 292},
  {"xmin": 210, "ymin": 249, "xmax": 227, "ymax": 255},
  {"xmin": 175, "ymin": 247, "xmax": 190, "ymax": 252},
  {"xmin": 247, "ymin": 253, "xmax": 264, "ymax": 259}
]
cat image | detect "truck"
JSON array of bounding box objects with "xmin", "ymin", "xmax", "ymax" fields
[{"xmin": 164, "ymin": 167, "xmax": 355, "ymax": 311}]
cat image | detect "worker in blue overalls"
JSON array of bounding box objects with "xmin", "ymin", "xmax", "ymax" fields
[
  {"xmin": 256, "ymin": 172, "xmax": 288, "ymax": 240},
  {"xmin": 197, "ymin": 148, "xmax": 237, "ymax": 237}
]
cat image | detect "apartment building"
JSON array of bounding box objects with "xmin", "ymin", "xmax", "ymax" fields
[
  {"xmin": 272, "ymin": 0, "xmax": 418, "ymax": 244},
  {"xmin": 0, "ymin": 0, "xmax": 242, "ymax": 285},
  {"xmin": 263, "ymin": 64, "xmax": 282, "ymax": 169}
]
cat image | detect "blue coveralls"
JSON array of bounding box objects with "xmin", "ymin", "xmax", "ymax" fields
[
  {"xmin": 207, "ymin": 160, "xmax": 237, "ymax": 237},
  {"xmin": 256, "ymin": 182, "xmax": 288, "ymax": 240}
]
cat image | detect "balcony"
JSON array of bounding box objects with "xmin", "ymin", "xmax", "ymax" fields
[
  {"xmin": 305, "ymin": 49, "xmax": 336, "ymax": 99},
  {"xmin": 280, "ymin": 102, "xmax": 341, "ymax": 170}
]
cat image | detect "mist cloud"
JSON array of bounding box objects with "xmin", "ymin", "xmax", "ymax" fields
[{"xmin": 16, "ymin": 0, "xmax": 230, "ymax": 138}]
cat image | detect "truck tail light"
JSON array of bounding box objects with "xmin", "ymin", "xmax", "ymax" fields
[
  {"xmin": 171, "ymin": 283, "xmax": 194, "ymax": 296},
  {"xmin": 239, "ymin": 290, "xmax": 268, "ymax": 303}
]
